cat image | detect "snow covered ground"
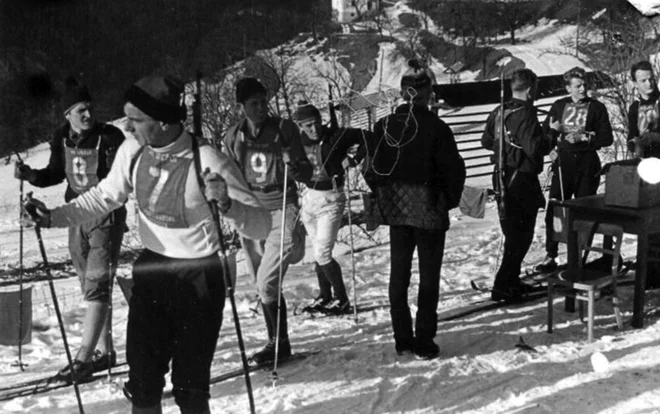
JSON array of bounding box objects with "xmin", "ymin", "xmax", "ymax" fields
[{"xmin": 2, "ymin": 136, "xmax": 660, "ymax": 414}]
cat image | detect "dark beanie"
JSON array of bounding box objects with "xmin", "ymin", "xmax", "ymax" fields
[
  {"xmin": 235, "ymin": 77, "xmax": 267, "ymax": 103},
  {"xmin": 400, "ymin": 58, "xmax": 432, "ymax": 91},
  {"xmin": 292, "ymin": 100, "xmax": 321, "ymax": 122},
  {"xmin": 61, "ymin": 76, "xmax": 92, "ymax": 114},
  {"xmin": 124, "ymin": 75, "xmax": 186, "ymax": 124}
]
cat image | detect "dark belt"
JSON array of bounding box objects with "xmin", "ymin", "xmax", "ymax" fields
[
  {"xmin": 307, "ymin": 176, "xmax": 344, "ymax": 191},
  {"xmin": 249, "ymin": 182, "xmax": 296, "ymax": 194}
]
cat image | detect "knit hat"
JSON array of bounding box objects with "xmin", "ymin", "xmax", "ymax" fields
[
  {"xmin": 61, "ymin": 76, "xmax": 92, "ymax": 115},
  {"xmin": 235, "ymin": 77, "xmax": 267, "ymax": 103},
  {"xmin": 124, "ymin": 75, "xmax": 186, "ymax": 124},
  {"xmin": 400, "ymin": 58, "xmax": 432, "ymax": 92},
  {"xmin": 292, "ymin": 100, "xmax": 321, "ymax": 122}
]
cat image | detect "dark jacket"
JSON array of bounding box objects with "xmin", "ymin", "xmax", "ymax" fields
[
  {"xmin": 30, "ymin": 122, "xmax": 125, "ymax": 202},
  {"xmin": 543, "ymin": 96, "xmax": 613, "ymax": 153},
  {"xmin": 300, "ymin": 125, "xmax": 368, "ymax": 190},
  {"xmin": 482, "ymin": 98, "xmax": 552, "ymax": 175},
  {"xmin": 627, "ymin": 89, "xmax": 660, "ymax": 155},
  {"xmin": 365, "ymin": 103, "xmax": 466, "ymax": 231}
]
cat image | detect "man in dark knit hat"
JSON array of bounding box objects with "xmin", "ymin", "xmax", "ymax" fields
[
  {"xmin": 23, "ymin": 74, "xmax": 271, "ymax": 414},
  {"xmin": 364, "ymin": 65, "xmax": 466, "ymax": 360},
  {"xmin": 15, "ymin": 76, "xmax": 126, "ymax": 382},
  {"xmin": 223, "ymin": 77, "xmax": 312, "ymax": 365},
  {"xmin": 293, "ymin": 100, "xmax": 368, "ymax": 315}
]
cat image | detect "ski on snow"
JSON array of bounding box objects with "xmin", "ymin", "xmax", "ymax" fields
[{"xmin": 0, "ymin": 351, "xmax": 319, "ymax": 402}]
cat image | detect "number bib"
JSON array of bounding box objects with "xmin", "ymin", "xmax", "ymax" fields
[
  {"xmin": 135, "ymin": 148, "xmax": 192, "ymax": 228},
  {"xmin": 64, "ymin": 138, "xmax": 101, "ymax": 194},
  {"xmin": 304, "ymin": 144, "xmax": 329, "ymax": 182},
  {"xmin": 638, "ymin": 102, "xmax": 660, "ymax": 135},
  {"xmin": 242, "ymin": 133, "xmax": 284, "ymax": 187},
  {"xmin": 561, "ymin": 102, "xmax": 589, "ymax": 135}
]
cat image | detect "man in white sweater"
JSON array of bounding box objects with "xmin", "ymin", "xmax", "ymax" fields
[{"xmin": 24, "ymin": 75, "xmax": 271, "ymax": 414}]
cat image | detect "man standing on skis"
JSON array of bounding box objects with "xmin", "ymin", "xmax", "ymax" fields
[
  {"xmin": 535, "ymin": 66, "xmax": 613, "ymax": 273},
  {"xmin": 481, "ymin": 68, "xmax": 553, "ymax": 302},
  {"xmin": 292, "ymin": 100, "xmax": 367, "ymax": 315},
  {"xmin": 627, "ymin": 60, "xmax": 660, "ymax": 289},
  {"xmin": 223, "ymin": 78, "xmax": 312, "ymax": 364},
  {"xmin": 364, "ymin": 65, "xmax": 465, "ymax": 359},
  {"xmin": 23, "ymin": 75, "xmax": 271, "ymax": 414},
  {"xmin": 15, "ymin": 77, "xmax": 126, "ymax": 382}
]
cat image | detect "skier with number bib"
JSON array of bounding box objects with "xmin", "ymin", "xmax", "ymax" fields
[
  {"xmin": 481, "ymin": 69, "xmax": 553, "ymax": 302},
  {"xmin": 535, "ymin": 66, "xmax": 613, "ymax": 273},
  {"xmin": 222, "ymin": 78, "xmax": 312, "ymax": 364},
  {"xmin": 292, "ymin": 100, "xmax": 368, "ymax": 316},
  {"xmin": 22, "ymin": 75, "xmax": 271, "ymax": 414},
  {"xmin": 14, "ymin": 76, "xmax": 125, "ymax": 383},
  {"xmin": 627, "ymin": 60, "xmax": 660, "ymax": 289}
]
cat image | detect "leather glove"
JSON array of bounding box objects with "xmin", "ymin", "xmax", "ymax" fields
[
  {"xmin": 281, "ymin": 148, "xmax": 302, "ymax": 179},
  {"xmin": 15, "ymin": 162, "xmax": 36, "ymax": 181},
  {"xmin": 22, "ymin": 192, "xmax": 51, "ymax": 228},
  {"xmin": 202, "ymin": 168, "xmax": 231, "ymax": 213}
]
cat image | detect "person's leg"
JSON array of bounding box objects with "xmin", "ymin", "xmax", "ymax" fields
[
  {"xmin": 301, "ymin": 191, "xmax": 331, "ymax": 302},
  {"xmin": 389, "ymin": 225, "xmax": 416, "ymax": 354},
  {"xmin": 414, "ymin": 228, "xmax": 445, "ymax": 358},
  {"xmin": 125, "ymin": 250, "xmax": 175, "ymax": 412},
  {"xmin": 252, "ymin": 206, "xmax": 295, "ymax": 362},
  {"xmin": 315, "ymin": 191, "xmax": 349, "ymax": 309},
  {"xmin": 541, "ymin": 163, "xmax": 562, "ymax": 266},
  {"xmin": 76, "ymin": 213, "xmax": 125, "ymax": 364},
  {"xmin": 494, "ymin": 202, "xmax": 538, "ymax": 290},
  {"xmin": 170, "ymin": 254, "xmax": 225, "ymax": 414}
]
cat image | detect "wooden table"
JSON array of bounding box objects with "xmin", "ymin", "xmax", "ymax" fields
[{"xmin": 557, "ymin": 194, "xmax": 660, "ymax": 328}]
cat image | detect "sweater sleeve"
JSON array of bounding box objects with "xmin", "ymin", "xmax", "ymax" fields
[
  {"xmin": 628, "ymin": 102, "xmax": 639, "ymax": 153},
  {"xmin": 49, "ymin": 139, "xmax": 139, "ymax": 227},
  {"xmin": 281, "ymin": 119, "xmax": 313, "ymax": 182},
  {"xmin": 199, "ymin": 146, "xmax": 271, "ymax": 241},
  {"xmin": 30, "ymin": 133, "xmax": 67, "ymax": 188},
  {"xmin": 589, "ymin": 100, "xmax": 613, "ymax": 150},
  {"xmin": 436, "ymin": 120, "xmax": 465, "ymax": 209}
]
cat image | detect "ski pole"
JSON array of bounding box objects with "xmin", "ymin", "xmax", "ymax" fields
[
  {"xmin": 25, "ymin": 194, "xmax": 85, "ymax": 414},
  {"xmin": 209, "ymin": 201, "xmax": 255, "ymax": 414},
  {"xmin": 15, "ymin": 151, "xmax": 26, "ymax": 371},
  {"xmin": 272, "ymin": 162, "xmax": 289, "ymax": 384},
  {"xmin": 344, "ymin": 166, "xmax": 358, "ymax": 324}
]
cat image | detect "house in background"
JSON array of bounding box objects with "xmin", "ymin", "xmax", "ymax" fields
[{"xmin": 332, "ymin": 0, "xmax": 380, "ymax": 23}]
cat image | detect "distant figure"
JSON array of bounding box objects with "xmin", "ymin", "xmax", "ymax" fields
[
  {"xmin": 481, "ymin": 69, "xmax": 553, "ymax": 302},
  {"xmin": 535, "ymin": 66, "xmax": 613, "ymax": 273},
  {"xmin": 293, "ymin": 100, "xmax": 368, "ymax": 315},
  {"xmin": 223, "ymin": 78, "xmax": 313, "ymax": 364},
  {"xmin": 365, "ymin": 64, "xmax": 465, "ymax": 359},
  {"xmin": 627, "ymin": 60, "xmax": 660, "ymax": 289},
  {"xmin": 14, "ymin": 76, "xmax": 125, "ymax": 382}
]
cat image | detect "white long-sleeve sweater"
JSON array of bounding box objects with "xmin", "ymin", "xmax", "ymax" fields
[{"xmin": 51, "ymin": 131, "xmax": 271, "ymax": 259}]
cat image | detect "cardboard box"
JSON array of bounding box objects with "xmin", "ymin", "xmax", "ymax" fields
[{"xmin": 604, "ymin": 162, "xmax": 660, "ymax": 208}]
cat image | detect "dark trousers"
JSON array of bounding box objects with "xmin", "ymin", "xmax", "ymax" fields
[
  {"xmin": 544, "ymin": 151, "xmax": 600, "ymax": 257},
  {"xmin": 125, "ymin": 250, "xmax": 225, "ymax": 408},
  {"xmin": 389, "ymin": 225, "xmax": 446, "ymax": 345},
  {"xmin": 494, "ymin": 197, "xmax": 539, "ymax": 289}
]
